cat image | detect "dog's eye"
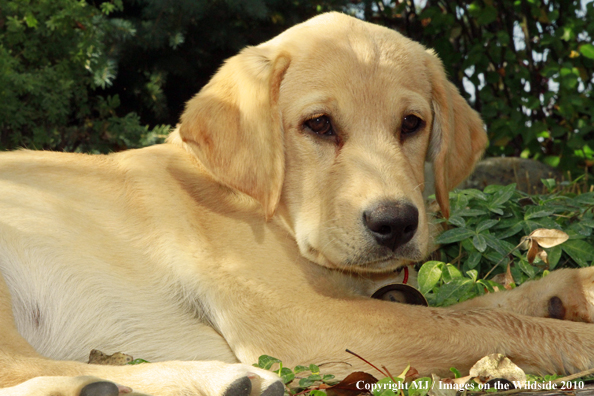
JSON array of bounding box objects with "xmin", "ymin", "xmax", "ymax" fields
[
  {"xmin": 401, "ymin": 115, "xmax": 423, "ymax": 136},
  {"xmin": 305, "ymin": 116, "xmax": 334, "ymax": 136}
]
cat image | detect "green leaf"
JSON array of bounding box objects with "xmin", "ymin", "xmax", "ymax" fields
[
  {"xmin": 294, "ymin": 365, "xmax": 308, "ymax": 373},
  {"xmin": 562, "ymin": 239, "xmax": 594, "ymax": 267},
  {"xmin": 476, "ymin": 219, "xmax": 499, "ymax": 233},
  {"xmin": 275, "ymin": 367, "xmax": 295, "ymax": 384},
  {"xmin": 473, "ymin": 234, "xmax": 487, "ymax": 252},
  {"xmin": 466, "ymin": 269, "xmax": 478, "ymax": 282},
  {"xmin": 457, "ymin": 208, "xmax": 488, "ymax": 217},
  {"xmin": 373, "ymin": 378, "xmax": 401, "ymax": 396},
  {"xmin": 24, "ymin": 13, "xmax": 38, "ymax": 28},
  {"xmin": 256, "ymin": 355, "xmax": 281, "ymax": 370},
  {"xmin": 309, "ymin": 364, "xmax": 320, "ymax": 374},
  {"xmin": 547, "ymin": 246, "xmax": 562, "ymax": 270},
  {"xmin": 435, "ymin": 278, "xmax": 474, "ymax": 306},
  {"xmin": 477, "ymin": 279, "xmax": 500, "ymax": 293},
  {"xmin": 465, "ymin": 252, "xmax": 482, "ymax": 269},
  {"xmin": 496, "ymin": 222, "xmax": 524, "ymax": 239},
  {"xmin": 461, "ymin": 189, "xmax": 488, "ymax": 201},
  {"xmin": 127, "ymin": 358, "xmax": 150, "ymax": 365},
  {"xmin": 579, "ymin": 44, "xmax": 594, "ymax": 59},
  {"xmin": 418, "ymin": 261, "xmax": 444, "ymax": 294},
  {"xmin": 309, "ymin": 391, "xmax": 327, "ymax": 396},
  {"xmin": 477, "ymin": 5, "xmax": 497, "ymax": 25},
  {"xmin": 524, "ymin": 206, "xmax": 555, "ymax": 220},
  {"xmin": 448, "ymin": 215, "xmax": 466, "ymax": 227},
  {"xmin": 299, "ymin": 378, "xmax": 315, "ymax": 387},
  {"xmin": 450, "ymin": 367, "xmax": 462, "ymax": 378},
  {"xmin": 489, "ymin": 184, "xmax": 516, "ymax": 207},
  {"xmin": 436, "ymin": 228, "xmax": 475, "ymax": 244},
  {"xmin": 517, "ymin": 259, "xmax": 536, "ymax": 278},
  {"xmin": 443, "ymin": 263, "xmax": 463, "ymax": 282},
  {"xmin": 409, "ymin": 378, "xmax": 433, "ymax": 396}
]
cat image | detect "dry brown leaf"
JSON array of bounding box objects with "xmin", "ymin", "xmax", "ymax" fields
[
  {"xmin": 536, "ymin": 249, "xmax": 548, "ymax": 264},
  {"xmin": 325, "ymin": 371, "xmax": 378, "ymax": 396},
  {"xmin": 469, "ymin": 354, "xmax": 526, "ymax": 387},
  {"xmin": 526, "ymin": 239, "xmax": 539, "ymax": 264},
  {"xmin": 527, "ymin": 228, "xmax": 569, "ymax": 248},
  {"xmin": 491, "ymin": 262, "xmax": 515, "ymax": 290}
]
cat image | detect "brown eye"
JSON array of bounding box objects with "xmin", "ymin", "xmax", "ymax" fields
[
  {"xmin": 305, "ymin": 115, "xmax": 334, "ymax": 136},
  {"xmin": 401, "ymin": 115, "xmax": 422, "ymax": 136}
]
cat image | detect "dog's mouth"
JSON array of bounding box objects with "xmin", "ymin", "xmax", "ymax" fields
[{"xmin": 319, "ymin": 251, "xmax": 417, "ymax": 274}]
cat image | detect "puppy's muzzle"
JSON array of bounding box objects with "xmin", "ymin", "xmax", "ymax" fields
[{"xmin": 363, "ymin": 201, "xmax": 418, "ymax": 251}]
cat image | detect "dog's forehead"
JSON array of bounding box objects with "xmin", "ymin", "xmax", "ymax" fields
[{"xmin": 270, "ymin": 13, "xmax": 433, "ymax": 99}]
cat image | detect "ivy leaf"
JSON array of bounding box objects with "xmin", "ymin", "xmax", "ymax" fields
[
  {"xmin": 255, "ymin": 355, "xmax": 281, "ymax": 370},
  {"xmin": 275, "ymin": 367, "xmax": 295, "ymax": 384}
]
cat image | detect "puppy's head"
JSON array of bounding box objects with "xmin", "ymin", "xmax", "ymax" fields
[{"xmin": 174, "ymin": 13, "xmax": 488, "ymax": 273}]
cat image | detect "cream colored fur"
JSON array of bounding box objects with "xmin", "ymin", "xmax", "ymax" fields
[{"xmin": 1, "ymin": 12, "xmax": 594, "ymax": 396}]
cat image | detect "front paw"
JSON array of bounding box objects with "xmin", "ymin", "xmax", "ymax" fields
[{"xmin": 539, "ymin": 267, "xmax": 594, "ymax": 322}]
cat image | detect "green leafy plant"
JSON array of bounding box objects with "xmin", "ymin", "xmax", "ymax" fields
[
  {"xmin": 0, "ymin": 0, "xmax": 169, "ymax": 153},
  {"xmin": 253, "ymin": 355, "xmax": 338, "ymax": 395},
  {"xmin": 419, "ymin": 180, "xmax": 594, "ymax": 306}
]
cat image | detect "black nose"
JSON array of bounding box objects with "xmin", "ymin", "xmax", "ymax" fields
[{"xmin": 363, "ymin": 201, "xmax": 419, "ymax": 251}]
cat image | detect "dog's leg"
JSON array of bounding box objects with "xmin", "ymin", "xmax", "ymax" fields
[
  {"xmin": 0, "ymin": 273, "xmax": 283, "ymax": 396},
  {"xmin": 214, "ymin": 278, "xmax": 594, "ymax": 379},
  {"xmin": 450, "ymin": 267, "xmax": 594, "ymax": 322}
]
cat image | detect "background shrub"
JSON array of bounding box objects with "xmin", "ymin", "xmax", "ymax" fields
[{"xmin": 1, "ymin": 0, "xmax": 593, "ymax": 168}]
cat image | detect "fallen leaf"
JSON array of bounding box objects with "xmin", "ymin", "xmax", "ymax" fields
[
  {"xmin": 325, "ymin": 371, "xmax": 377, "ymax": 396},
  {"xmin": 527, "ymin": 239, "xmax": 539, "ymax": 264},
  {"xmin": 469, "ymin": 354, "xmax": 526, "ymax": 387},
  {"xmin": 536, "ymin": 249, "xmax": 548, "ymax": 264},
  {"xmin": 526, "ymin": 229, "xmax": 569, "ymax": 248},
  {"xmin": 491, "ymin": 262, "xmax": 515, "ymax": 290},
  {"xmin": 427, "ymin": 374, "xmax": 457, "ymax": 396}
]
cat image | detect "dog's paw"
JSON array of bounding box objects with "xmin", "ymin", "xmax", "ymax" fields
[
  {"xmin": 109, "ymin": 360, "xmax": 284, "ymax": 396},
  {"xmin": 521, "ymin": 267, "xmax": 594, "ymax": 322},
  {"xmin": 204, "ymin": 362, "xmax": 285, "ymax": 396},
  {"xmin": 550, "ymin": 266, "xmax": 594, "ymax": 322},
  {"xmin": 0, "ymin": 376, "xmax": 144, "ymax": 396}
]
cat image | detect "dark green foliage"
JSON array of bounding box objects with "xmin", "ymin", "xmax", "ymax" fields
[
  {"xmin": 0, "ymin": 0, "xmax": 169, "ymax": 153},
  {"xmin": 2, "ymin": 0, "xmax": 593, "ymax": 171}
]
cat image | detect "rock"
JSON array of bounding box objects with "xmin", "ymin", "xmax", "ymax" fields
[{"xmin": 458, "ymin": 157, "xmax": 563, "ymax": 194}]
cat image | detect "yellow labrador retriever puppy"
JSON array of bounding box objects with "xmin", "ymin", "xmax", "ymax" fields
[{"xmin": 1, "ymin": 11, "xmax": 594, "ymax": 396}]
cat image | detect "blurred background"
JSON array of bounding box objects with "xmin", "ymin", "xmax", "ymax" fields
[{"xmin": 1, "ymin": 0, "xmax": 593, "ymax": 177}]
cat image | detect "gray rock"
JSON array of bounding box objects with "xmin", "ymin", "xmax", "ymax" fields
[{"xmin": 458, "ymin": 157, "xmax": 563, "ymax": 194}]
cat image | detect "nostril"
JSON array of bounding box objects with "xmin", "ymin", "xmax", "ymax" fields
[
  {"xmin": 404, "ymin": 223, "xmax": 417, "ymax": 235},
  {"xmin": 378, "ymin": 225, "xmax": 392, "ymax": 235}
]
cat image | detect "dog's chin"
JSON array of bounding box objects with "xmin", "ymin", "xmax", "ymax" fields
[{"xmin": 302, "ymin": 245, "xmax": 422, "ymax": 274}]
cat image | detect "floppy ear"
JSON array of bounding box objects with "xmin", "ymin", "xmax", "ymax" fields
[
  {"xmin": 425, "ymin": 50, "xmax": 488, "ymax": 219},
  {"xmin": 178, "ymin": 46, "xmax": 291, "ymax": 219}
]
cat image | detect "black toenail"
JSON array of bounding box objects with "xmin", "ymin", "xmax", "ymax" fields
[
  {"xmin": 224, "ymin": 376, "xmax": 252, "ymax": 396},
  {"xmin": 261, "ymin": 381, "xmax": 285, "ymax": 396},
  {"xmin": 80, "ymin": 381, "xmax": 120, "ymax": 396}
]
